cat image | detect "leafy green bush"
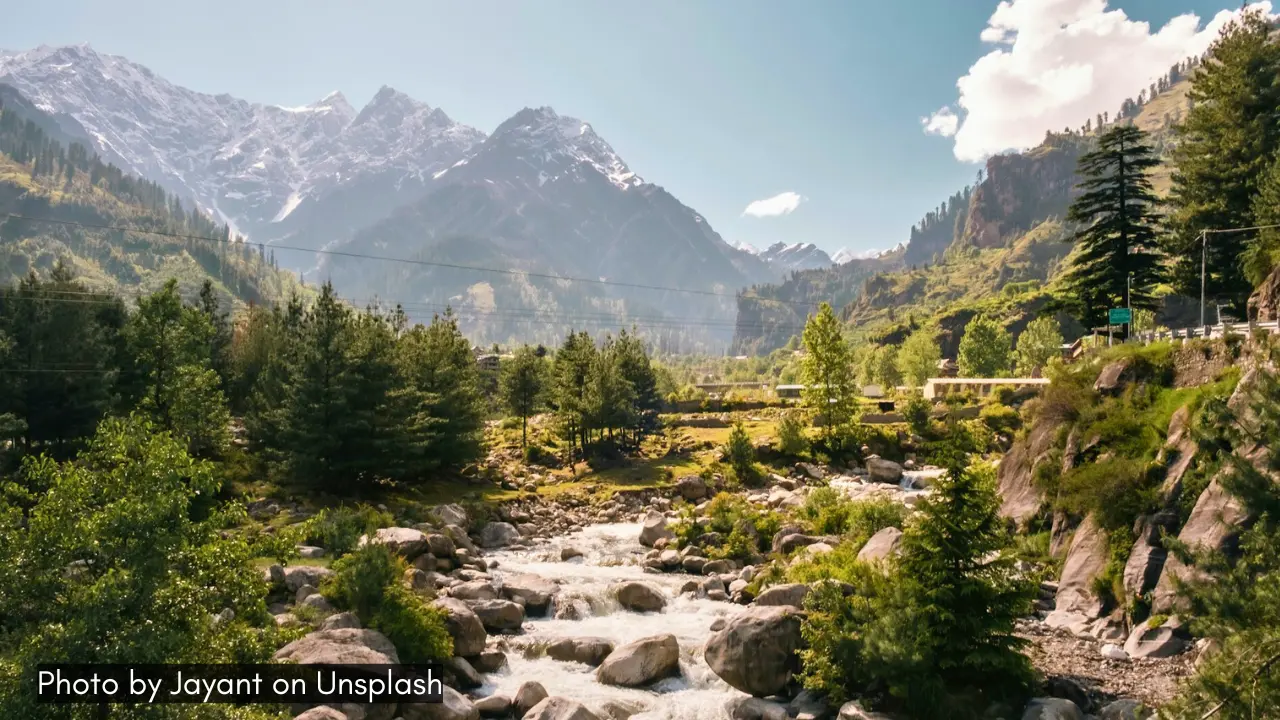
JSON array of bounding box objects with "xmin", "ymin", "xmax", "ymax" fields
[
  {"xmin": 303, "ymin": 504, "xmax": 394, "ymax": 558},
  {"xmin": 682, "ymin": 492, "xmax": 785, "ymax": 561},
  {"xmin": 776, "ymin": 412, "xmax": 810, "ymax": 457},
  {"xmin": 796, "ymin": 488, "xmax": 906, "ymax": 543},
  {"xmin": 980, "ymin": 403, "xmax": 1021, "ymax": 435},
  {"xmin": 323, "ymin": 544, "xmax": 453, "ymax": 663},
  {"xmin": 903, "ymin": 392, "xmax": 932, "ymax": 437},
  {"xmin": 726, "ymin": 422, "xmax": 756, "ymax": 480},
  {"xmin": 523, "ymin": 443, "xmax": 558, "ymax": 466},
  {"xmin": 1058, "ymin": 458, "xmax": 1160, "ymax": 533}
]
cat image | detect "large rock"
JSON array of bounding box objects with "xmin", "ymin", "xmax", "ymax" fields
[
  {"xmin": 450, "ymin": 579, "xmax": 499, "ymax": 601},
  {"xmin": 1153, "ymin": 473, "xmax": 1249, "ymax": 612},
  {"xmin": 468, "ymin": 599, "xmax": 525, "ymax": 633},
  {"xmin": 426, "ymin": 533, "xmax": 456, "ymax": 559},
  {"xmin": 273, "ymin": 628, "xmax": 399, "ymax": 665},
  {"xmin": 320, "ymin": 612, "xmax": 361, "ymax": 631},
  {"xmin": 282, "ymin": 565, "xmax": 333, "ymax": 592},
  {"xmin": 1097, "ymin": 700, "xmax": 1153, "ymax": 720},
  {"xmin": 676, "ymin": 475, "xmax": 708, "ymax": 501},
  {"xmin": 546, "ymin": 636, "xmax": 614, "ymax": 666},
  {"xmin": 996, "ymin": 418, "xmax": 1063, "ymax": 527},
  {"xmin": 474, "ymin": 695, "xmax": 511, "ymax": 718},
  {"xmin": 775, "ymin": 533, "xmax": 822, "ymax": 555},
  {"xmin": 753, "ymin": 583, "xmax": 810, "ymax": 608},
  {"xmin": 704, "ymin": 605, "xmax": 804, "ymax": 697},
  {"xmin": 1122, "ymin": 512, "xmax": 1175, "ymax": 598},
  {"xmin": 1044, "ymin": 514, "xmax": 1108, "ymax": 629},
  {"xmin": 1094, "ymin": 359, "xmax": 1134, "ymax": 394},
  {"xmin": 295, "ymin": 708, "xmax": 347, "ymax": 720},
  {"xmin": 500, "ymin": 573, "xmax": 560, "ymax": 615},
  {"xmin": 856, "ymin": 527, "xmax": 903, "ymax": 564},
  {"xmin": 361, "ymin": 527, "xmax": 430, "ymax": 559},
  {"xmin": 445, "ymin": 656, "xmax": 482, "ymax": 689},
  {"xmin": 430, "ymin": 503, "xmax": 469, "ymax": 528},
  {"xmin": 639, "ymin": 510, "xmax": 675, "ymax": 547},
  {"xmin": 837, "ymin": 701, "xmax": 895, "ymax": 720},
  {"xmin": 513, "ymin": 681, "xmax": 549, "ymax": 715},
  {"xmin": 1022, "ymin": 698, "xmax": 1083, "ymax": 720},
  {"xmin": 613, "ymin": 581, "xmax": 667, "ymax": 613},
  {"xmin": 1159, "ymin": 405, "xmax": 1197, "ymax": 502},
  {"xmin": 523, "ymin": 697, "xmax": 601, "ymax": 720},
  {"xmin": 726, "ymin": 697, "xmax": 789, "ymax": 720},
  {"xmin": 595, "ymin": 633, "xmax": 681, "ymax": 687},
  {"xmin": 431, "ymin": 597, "xmax": 487, "ymax": 657},
  {"xmin": 866, "ymin": 457, "xmax": 904, "ymax": 484},
  {"xmin": 480, "ymin": 522, "xmax": 521, "ymax": 548},
  {"xmin": 400, "ymin": 687, "xmax": 479, "ymax": 720},
  {"xmin": 1123, "ymin": 623, "xmax": 1185, "ymax": 659}
]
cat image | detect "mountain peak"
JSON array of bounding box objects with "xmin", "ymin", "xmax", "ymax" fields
[{"xmin": 488, "ymin": 106, "xmax": 641, "ymax": 190}]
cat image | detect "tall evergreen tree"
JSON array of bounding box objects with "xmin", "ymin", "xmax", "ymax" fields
[
  {"xmin": 551, "ymin": 330, "xmax": 597, "ymax": 463},
  {"xmin": 397, "ymin": 309, "xmax": 486, "ymax": 471},
  {"xmin": 197, "ymin": 279, "xmax": 233, "ymax": 388},
  {"xmin": 1165, "ymin": 8, "xmax": 1280, "ymax": 314},
  {"xmin": 501, "ymin": 345, "xmax": 546, "ymax": 449},
  {"xmin": 1064, "ymin": 124, "xmax": 1163, "ymax": 325}
]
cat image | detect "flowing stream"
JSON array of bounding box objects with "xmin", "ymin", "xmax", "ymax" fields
[{"xmin": 477, "ymin": 522, "xmax": 750, "ymax": 720}]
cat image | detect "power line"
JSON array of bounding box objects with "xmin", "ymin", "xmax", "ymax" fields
[{"xmin": 0, "ymin": 213, "xmax": 827, "ymax": 310}]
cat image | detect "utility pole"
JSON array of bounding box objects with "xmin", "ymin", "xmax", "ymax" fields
[
  {"xmin": 1199, "ymin": 229, "xmax": 1207, "ymax": 329},
  {"xmin": 1127, "ymin": 273, "xmax": 1133, "ymax": 341}
]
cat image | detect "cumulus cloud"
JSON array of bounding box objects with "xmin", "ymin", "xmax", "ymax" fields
[
  {"xmin": 930, "ymin": 0, "xmax": 1275, "ymax": 162},
  {"xmin": 742, "ymin": 191, "xmax": 806, "ymax": 218},
  {"xmin": 921, "ymin": 106, "xmax": 959, "ymax": 137}
]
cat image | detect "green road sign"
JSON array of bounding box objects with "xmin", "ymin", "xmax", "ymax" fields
[{"xmin": 1108, "ymin": 308, "xmax": 1132, "ymax": 324}]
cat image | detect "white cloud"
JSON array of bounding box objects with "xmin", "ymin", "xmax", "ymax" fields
[
  {"xmin": 931, "ymin": 0, "xmax": 1275, "ymax": 162},
  {"xmin": 742, "ymin": 191, "xmax": 806, "ymax": 218},
  {"xmin": 921, "ymin": 106, "xmax": 959, "ymax": 137}
]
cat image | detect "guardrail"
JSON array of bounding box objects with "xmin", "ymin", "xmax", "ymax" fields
[{"xmin": 1133, "ymin": 319, "xmax": 1280, "ymax": 344}]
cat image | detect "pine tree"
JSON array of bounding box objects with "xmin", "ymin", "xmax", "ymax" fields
[
  {"xmin": 1063, "ymin": 124, "xmax": 1163, "ymax": 326},
  {"xmin": 197, "ymin": 279, "xmax": 233, "ymax": 388},
  {"xmin": 397, "ymin": 309, "xmax": 485, "ymax": 472},
  {"xmin": 552, "ymin": 331, "xmax": 596, "ymax": 463},
  {"xmin": 501, "ymin": 345, "xmax": 546, "ymax": 449},
  {"xmin": 1166, "ymin": 7, "xmax": 1280, "ymax": 313}
]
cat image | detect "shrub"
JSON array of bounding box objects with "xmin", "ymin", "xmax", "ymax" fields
[
  {"xmin": 903, "ymin": 392, "xmax": 932, "ymax": 437},
  {"xmin": 797, "ymin": 489, "xmax": 906, "ymax": 544},
  {"xmin": 776, "ymin": 412, "xmax": 810, "ymax": 457},
  {"xmin": 323, "ymin": 544, "xmax": 453, "ymax": 663},
  {"xmin": 726, "ymin": 422, "xmax": 755, "ymax": 477},
  {"xmin": 980, "ymin": 403, "xmax": 1021, "ymax": 435},
  {"xmin": 1058, "ymin": 458, "xmax": 1159, "ymax": 533},
  {"xmin": 304, "ymin": 504, "xmax": 394, "ymax": 558},
  {"xmin": 523, "ymin": 443, "xmax": 557, "ymax": 466}
]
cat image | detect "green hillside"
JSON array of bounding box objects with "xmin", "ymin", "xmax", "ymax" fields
[{"xmin": 0, "ymin": 94, "xmax": 305, "ymax": 308}]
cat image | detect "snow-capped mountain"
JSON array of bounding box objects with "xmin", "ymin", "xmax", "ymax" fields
[
  {"xmin": 758, "ymin": 242, "xmax": 833, "ymax": 271},
  {"xmin": 0, "ymin": 44, "xmax": 484, "ymax": 249}
]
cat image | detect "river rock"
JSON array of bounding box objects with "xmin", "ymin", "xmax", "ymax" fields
[
  {"xmin": 361, "ymin": 527, "xmax": 429, "ymax": 559},
  {"xmin": 426, "ymin": 533, "xmax": 456, "ymax": 558},
  {"xmin": 523, "ymin": 697, "xmax": 601, "ymax": 720},
  {"xmin": 676, "ymin": 475, "xmax": 708, "ymax": 501},
  {"xmin": 597, "ymin": 698, "xmax": 650, "ymax": 720},
  {"xmin": 775, "ymin": 533, "xmax": 822, "ymax": 554},
  {"xmin": 444, "ymin": 524, "xmax": 476, "ymax": 553},
  {"xmin": 1021, "ymin": 698, "xmax": 1083, "ymax": 720},
  {"xmin": 595, "ymin": 633, "xmax": 681, "ymax": 687},
  {"xmin": 856, "ymin": 527, "xmax": 903, "ymax": 564},
  {"xmin": 273, "ymin": 629, "xmax": 398, "ymax": 665},
  {"xmin": 501, "ymin": 573, "xmax": 561, "ymax": 615},
  {"xmin": 614, "ymin": 581, "xmax": 667, "ymax": 612},
  {"xmin": 866, "ymin": 457, "xmax": 903, "ymax": 484},
  {"xmin": 513, "ymin": 681, "xmax": 549, "ymax": 715},
  {"xmin": 400, "ymin": 687, "xmax": 478, "ymax": 720},
  {"xmin": 480, "ymin": 522, "xmax": 521, "ymax": 548},
  {"xmin": 547, "ymin": 636, "xmax": 615, "ymax": 666},
  {"xmin": 796, "ymin": 462, "xmax": 825, "ymax": 480},
  {"xmin": 561, "ymin": 547, "xmax": 584, "ymax": 560},
  {"xmin": 639, "ymin": 510, "xmax": 675, "ymax": 547},
  {"xmin": 431, "ymin": 597, "xmax": 487, "ymax": 657},
  {"xmin": 450, "ymin": 579, "xmax": 499, "ymax": 601},
  {"xmin": 473, "ymin": 694, "xmax": 511, "ymax": 718},
  {"xmin": 754, "ymin": 583, "xmax": 810, "ymax": 608},
  {"xmin": 705, "ymin": 605, "xmax": 804, "ymax": 697},
  {"xmin": 295, "ymin": 707, "xmax": 346, "ymax": 720},
  {"xmin": 682, "ymin": 555, "xmax": 708, "ymax": 573},
  {"xmin": 702, "ymin": 559, "xmax": 731, "ymax": 574},
  {"xmin": 788, "ymin": 690, "xmax": 831, "ymax": 720},
  {"xmin": 468, "ymin": 598, "xmax": 525, "ymax": 633},
  {"xmin": 320, "ymin": 612, "xmax": 361, "ymax": 631},
  {"xmin": 473, "ymin": 649, "xmax": 507, "ymax": 672},
  {"xmin": 283, "ymin": 565, "xmax": 333, "ymax": 592},
  {"xmin": 430, "ymin": 503, "xmax": 469, "ymax": 528},
  {"xmin": 726, "ymin": 697, "xmax": 788, "ymax": 720},
  {"xmin": 445, "ymin": 656, "xmax": 482, "ymax": 689},
  {"xmin": 1123, "ymin": 622, "xmax": 1185, "ymax": 659}
]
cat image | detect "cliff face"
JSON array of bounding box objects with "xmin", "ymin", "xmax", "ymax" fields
[{"xmin": 959, "ymin": 134, "xmax": 1087, "ymax": 251}]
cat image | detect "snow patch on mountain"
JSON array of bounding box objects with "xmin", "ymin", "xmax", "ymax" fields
[
  {"xmin": 759, "ymin": 241, "xmax": 833, "ymax": 271},
  {"xmin": 832, "ymin": 246, "xmax": 886, "ymax": 264}
]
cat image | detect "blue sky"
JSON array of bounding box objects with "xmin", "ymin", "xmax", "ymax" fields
[{"xmin": 0, "ymin": 0, "xmax": 1258, "ymax": 257}]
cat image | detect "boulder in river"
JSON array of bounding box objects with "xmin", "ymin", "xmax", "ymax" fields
[
  {"xmin": 500, "ymin": 573, "xmax": 561, "ymax": 615},
  {"xmin": 467, "ymin": 598, "xmax": 525, "ymax": 633},
  {"xmin": 431, "ymin": 597, "xmax": 487, "ymax": 657},
  {"xmin": 273, "ymin": 628, "xmax": 398, "ymax": 665},
  {"xmin": 444, "ymin": 656, "xmax": 482, "ymax": 689},
  {"xmin": 676, "ymin": 475, "xmax": 708, "ymax": 501},
  {"xmin": 473, "ymin": 694, "xmax": 511, "ymax": 718},
  {"xmin": 547, "ymin": 636, "xmax": 615, "ymax": 666},
  {"xmin": 361, "ymin": 527, "xmax": 430, "ymax": 559},
  {"xmin": 595, "ymin": 633, "xmax": 681, "ymax": 687},
  {"xmin": 430, "ymin": 503, "xmax": 469, "ymax": 528},
  {"xmin": 613, "ymin": 581, "xmax": 667, "ymax": 613},
  {"xmin": 753, "ymin": 583, "xmax": 810, "ymax": 608},
  {"xmin": 480, "ymin": 521, "xmax": 521, "ymax": 548},
  {"xmin": 449, "ymin": 579, "xmax": 499, "ymax": 601},
  {"xmin": 705, "ymin": 605, "xmax": 804, "ymax": 697},
  {"xmin": 865, "ymin": 456, "xmax": 903, "ymax": 484},
  {"xmin": 726, "ymin": 697, "xmax": 789, "ymax": 720},
  {"xmin": 513, "ymin": 681, "xmax": 549, "ymax": 715},
  {"xmin": 639, "ymin": 510, "xmax": 675, "ymax": 547},
  {"xmin": 523, "ymin": 697, "xmax": 602, "ymax": 720}
]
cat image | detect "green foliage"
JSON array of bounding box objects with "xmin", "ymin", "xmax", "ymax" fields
[
  {"xmin": 802, "ymin": 303, "xmax": 859, "ymax": 447},
  {"xmin": 957, "ymin": 315, "xmax": 1012, "ymax": 378},
  {"xmin": 0, "ymin": 415, "xmax": 283, "ymax": 718},
  {"xmin": 726, "ymin": 422, "xmax": 755, "ymax": 478},
  {"xmin": 1063, "ymin": 125, "xmax": 1164, "ymax": 325},
  {"xmin": 903, "ymin": 392, "xmax": 933, "ymax": 437},
  {"xmin": 551, "ymin": 329, "xmax": 659, "ymax": 462},
  {"xmin": 796, "ymin": 488, "xmax": 907, "ymax": 543},
  {"xmin": 1014, "ymin": 316, "xmax": 1064, "ymax": 377},
  {"xmin": 674, "ymin": 492, "xmax": 782, "ymax": 561},
  {"xmin": 979, "ymin": 403, "xmax": 1021, "ymax": 435},
  {"xmin": 859, "ymin": 343, "xmax": 902, "ymax": 388},
  {"xmin": 798, "ymin": 452, "xmax": 1035, "ymax": 717},
  {"xmin": 776, "ymin": 411, "xmax": 809, "ymax": 457},
  {"xmin": 302, "ymin": 505, "xmax": 394, "ymax": 558},
  {"xmin": 898, "ymin": 327, "xmax": 941, "ymax": 387},
  {"xmin": 1166, "ymin": 8, "xmax": 1280, "ymax": 314},
  {"xmin": 322, "ymin": 544, "xmax": 453, "ymax": 663},
  {"xmin": 501, "ymin": 345, "xmax": 547, "ymax": 448}
]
